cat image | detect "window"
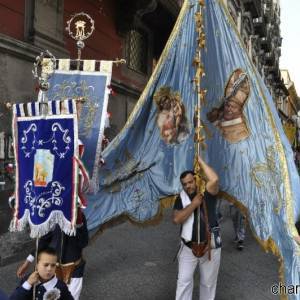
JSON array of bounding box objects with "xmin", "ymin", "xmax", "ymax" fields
[{"xmin": 126, "ymin": 29, "xmax": 148, "ymax": 74}]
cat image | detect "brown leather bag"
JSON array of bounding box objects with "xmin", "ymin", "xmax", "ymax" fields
[
  {"xmin": 191, "ymin": 199, "xmax": 211, "ymax": 259},
  {"xmin": 55, "ymin": 258, "xmax": 81, "ymax": 284},
  {"xmin": 191, "ymin": 234, "xmax": 211, "ymax": 258}
]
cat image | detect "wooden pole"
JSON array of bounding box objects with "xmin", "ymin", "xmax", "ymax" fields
[{"xmin": 32, "ymin": 236, "xmax": 39, "ymax": 300}]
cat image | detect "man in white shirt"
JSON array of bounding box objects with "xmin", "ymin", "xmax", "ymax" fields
[{"xmin": 173, "ymin": 156, "xmax": 220, "ymax": 300}]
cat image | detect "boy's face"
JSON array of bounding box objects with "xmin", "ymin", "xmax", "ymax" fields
[{"xmin": 37, "ymin": 253, "xmax": 57, "ymax": 282}]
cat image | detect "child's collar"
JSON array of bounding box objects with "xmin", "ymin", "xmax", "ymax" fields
[{"xmin": 41, "ymin": 275, "xmax": 58, "ymax": 291}]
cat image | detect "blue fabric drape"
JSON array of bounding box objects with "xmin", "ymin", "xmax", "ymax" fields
[
  {"xmin": 202, "ymin": 0, "xmax": 300, "ymax": 296},
  {"xmin": 85, "ymin": 0, "xmax": 300, "ymax": 294},
  {"xmin": 85, "ymin": 1, "xmax": 199, "ymax": 228}
]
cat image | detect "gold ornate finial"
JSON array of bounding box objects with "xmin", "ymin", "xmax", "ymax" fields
[
  {"xmin": 5, "ymin": 102, "xmax": 12, "ymax": 109},
  {"xmin": 66, "ymin": 12, "xmax": 95, "ymax": 63},
  {"xmin": 199, "ymin": 0, "xmax": 205, "ymax": 6},
  {"xmin": 75, "ymin": 96, "xmax": 87, "ymax": 103},
  {"xmin": 113, "ymin": 58, "xmax": 126, "ymax": 66},
  {"xmin": 32, "ymin": 50, "xmax": 56, "ymax": 93},
  {"xmin": 75, "ymin": 20, "xmax": 87, "ymax": 39}
]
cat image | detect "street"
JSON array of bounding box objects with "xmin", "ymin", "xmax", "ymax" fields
[{"xmin": 0, "ymin": 204, "xmax": 278, "ymax": 300}]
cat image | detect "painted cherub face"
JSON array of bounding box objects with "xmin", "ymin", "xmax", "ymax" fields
[{"xmin": 157, "ymin": 109, "xmax": 177, "ymax": 143}]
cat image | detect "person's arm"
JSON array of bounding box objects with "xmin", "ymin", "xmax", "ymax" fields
[
  {"xmin": 173, "ymin": 193, "xmax": 202, "ymax": 224},
  {"xmin": 16, "ymin": 259, "xmax": 32, "ymax": 279},
  {"xmin": 10, "ymin": 272, "xmax": 39, "ymax": 300},
  {"xmin": 198, "ymin": 156, "xmax": 219, "ymax": 195},
  {"xmin": 77, "ymin": 213, "xmax": 89, "ymax": 249}
]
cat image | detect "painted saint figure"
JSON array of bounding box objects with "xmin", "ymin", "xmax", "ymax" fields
[
  {"xmin": 207, "ymin": 69, "xmax": 250, "ymax": 143},
  {"xmin": 154, "ymin": 86, "xmax": 190, "ymax": 145}
]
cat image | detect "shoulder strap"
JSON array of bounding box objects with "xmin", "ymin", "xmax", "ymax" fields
[{"xmin": 200, "ymin": 198, "xmax": 212, "ymax": 260}]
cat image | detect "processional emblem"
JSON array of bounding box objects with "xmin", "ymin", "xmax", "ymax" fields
[
  {"xmin": 66, "ymin": 12, "xmax": 95, "ymax": 60},
  {"xmin": 32, "ymin": 50, "xmax": 56, "ymax": 92}
]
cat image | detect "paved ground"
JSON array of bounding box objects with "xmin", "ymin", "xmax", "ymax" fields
[{"xmin": 0, "ymin": 203, "xmax": 279, "ymax": 299}]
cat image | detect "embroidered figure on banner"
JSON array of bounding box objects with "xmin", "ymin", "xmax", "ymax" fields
[
  {"xmin": 49, "ymin": 80, "xmax": 98, "ymax": 138},
  {"xmin": 24, "ymin": 180, "xmax": 65, "ymax": 217},
  {"xmin": 207, "ymin": 69, "xmax": 250, "ymax": 143},
  {"xmin": 154, "ymin": 86, "xmax": 190, "ymax": 145},
  {"xmin": 102, "ymin": 148, "xmax": 140, "ymax": 187},
  {"xmin": 250, "ymin": 145, "xmax": 284, "ymax": 214},
  {"xmin": 34, "ymin": 149, "xmax": 54, "ymax": 187},
  {"xmin": 21, "ymin": 123, "xmax": 71, "ymax": 159}
]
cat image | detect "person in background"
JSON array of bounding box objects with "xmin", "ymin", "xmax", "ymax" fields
[{"xmin": 230, "ymin": 204, "xmax": 246, "ymax": 251}]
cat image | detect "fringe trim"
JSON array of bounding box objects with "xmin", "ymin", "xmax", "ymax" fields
[
  {"xmin": 160, "ymin": 195, "xmax": 177, "ymax": 209},
  {"xmin": 9, "ymin": 209, "xmax": 76, "ymax": 238},
  {"xmin": 90, "ymin": 195, "xmax": 177, "ymax": 243}
]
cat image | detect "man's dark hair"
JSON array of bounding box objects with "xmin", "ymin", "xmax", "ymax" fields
[
  {"xmin": 37, "ymin": 247, "xmax": 58, "ymax": 261},
  {"xmin": 180, "ymin": 170, "xmax": 195, "ymax": 181}
]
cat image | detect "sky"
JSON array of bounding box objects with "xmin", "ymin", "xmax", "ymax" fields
[{"xmin": 280, "ymin": 0, "xmax": 300, "ymax": 95}]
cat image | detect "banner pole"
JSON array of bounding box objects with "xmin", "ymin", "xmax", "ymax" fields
[
  {"xmin": 193, "ymin": 0, "xmax": 207, "ymax": 245},
  {"xmin": 193, "ymin": 0, "xmax": 206, "ymax": 176},
  {"xmin": 32, "ymin": 236, "xmax": 39, "ymax": 300}
]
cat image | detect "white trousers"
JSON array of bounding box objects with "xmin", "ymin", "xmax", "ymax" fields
[
  {"xmin": 68, "ymin": 277, "xmax": 83, "ymax": 300},
  {"xmin": 175, "ymin": 244, "xmax": 221, "ymax": 300}
]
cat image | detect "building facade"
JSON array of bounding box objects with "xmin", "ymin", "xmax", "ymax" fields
[
  {"xmin": 0, "ymin": 0, "xmax": 180, "ymax": 137},
  {"xmin": 0, "ymin": 0, "xmax": 179, "ymax": 236}
]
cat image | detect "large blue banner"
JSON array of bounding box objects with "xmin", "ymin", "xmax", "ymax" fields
[
  {"xmin": 45, "ymin": 64, "xmax": 112, "ymax": 192},
  {"xmin": 86, "ymin": 1, "xmax": 198, "ymax": 227},
  {"xmin": 10, "ymin": 100, "xmax": 79, "ymax": 238},
  {"xmin": 201, "ymin": 0, "xmax": 300, "ymax": 295},
  {"xmin": 85, "ymin": 0, "xmax": 300, "ymax": 295}
]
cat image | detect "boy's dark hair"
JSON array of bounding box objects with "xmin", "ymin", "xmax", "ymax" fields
[
  {"xmin": 37, "ymin": 247, "xmax": 58, "ymax": 261},
  {"xmin": 180, "ymin": 170, "xmax": 195, "ymax": 181}
]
